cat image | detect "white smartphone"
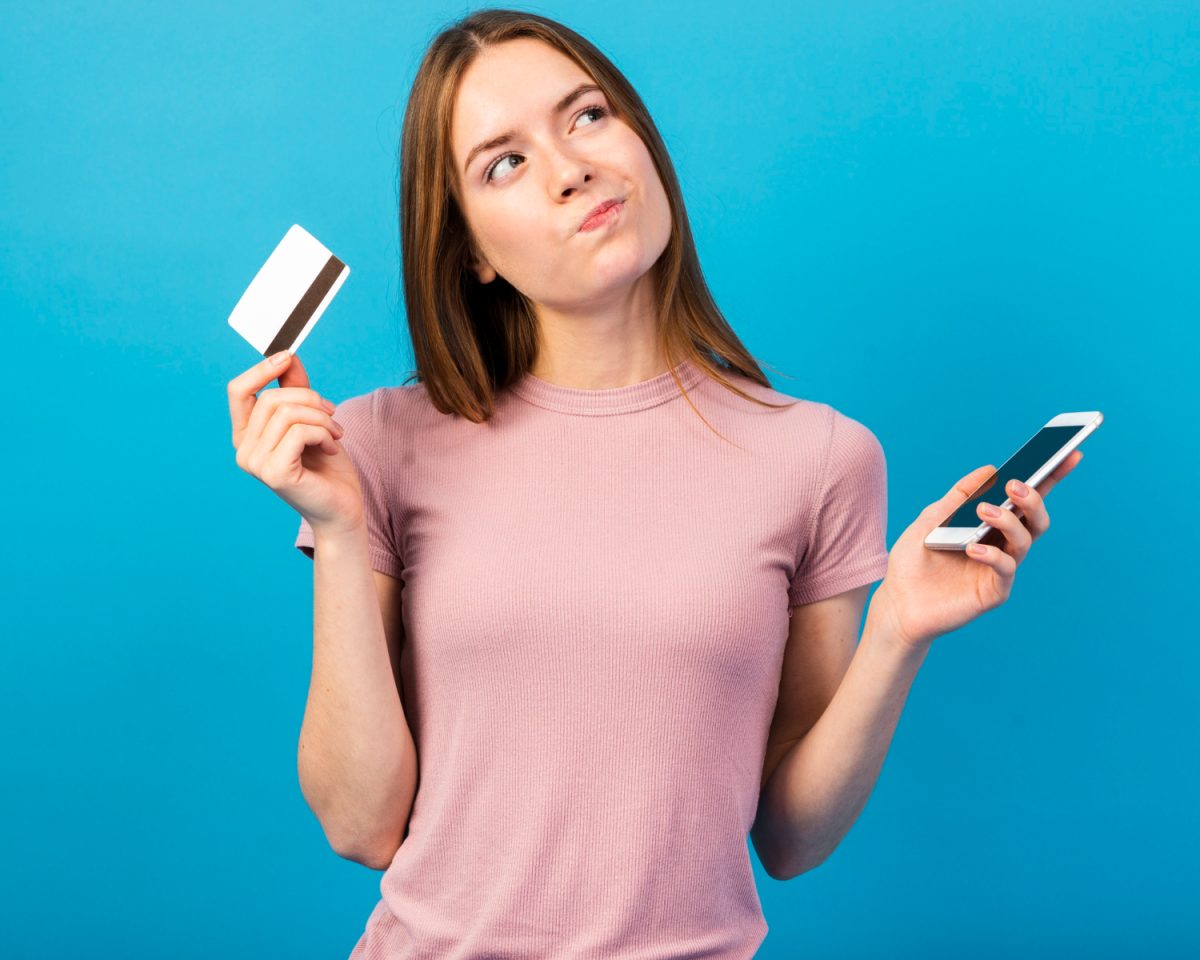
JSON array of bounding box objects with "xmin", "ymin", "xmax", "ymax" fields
[{"xmin": 924, "ymin": 411, "xmax": 1103, "ymax": 551}]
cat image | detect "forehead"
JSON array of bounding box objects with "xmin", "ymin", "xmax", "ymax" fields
[{"xmin": 451, "ymin": 39, "xmax": 593, "ymax": 153}]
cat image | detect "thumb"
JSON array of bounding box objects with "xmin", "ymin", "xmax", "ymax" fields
[
  {"xmin": 940, "ymin": 464, "xmax": 998, "ymax": 509},
  {"xmin": 275, "ymin": 351, "xmax": 310, "ymax": 389}
]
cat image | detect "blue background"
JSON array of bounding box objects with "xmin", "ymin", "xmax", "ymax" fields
[{"xmin": 2, "ymin": 1, "xmax": 1195, "ymax": 956}]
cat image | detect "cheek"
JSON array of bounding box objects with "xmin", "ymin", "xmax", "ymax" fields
[
  {"xmin": 474, "ymin": 199, "xmax": 552, "ymax": 267},
  {"xmin": 629, "ymin": 152, "xmax": 672, "ymax": 243}
]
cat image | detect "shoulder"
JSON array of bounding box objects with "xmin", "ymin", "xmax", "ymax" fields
[
  {"xmin": 810, "ymin": 405, "xmax": 888, "ymax": 511},
  {"xmin": 696, "ymin": 365, "xmax": 821, "ymax": 426},
  {"xmin": 730, "ymin": 369, "xmax": 884, "ymax": 464},
  {"xmin": 328, "ymin": 385, "xmax": 423, "ymax": 441},
  {"xmin": 703, "ymin": 367, "xmax": 879, "ymax": 453},
  {"xmin": 326, "ymin": 385, "xmax": 420, "ymax": 455},
  {"xmin": 823, "ymin": 406, "xmax": 886, "ymax": 474},
  {"xmin": 335, "ymin": 380, "xmax": 439, "ymax": 437},
  {"xmin": 712, "ymin": 369, "xmax": 887, "ymax": 491},
  {"xmin": 325, "ymin": 389, "xmax": 377, "ymax": 436}
]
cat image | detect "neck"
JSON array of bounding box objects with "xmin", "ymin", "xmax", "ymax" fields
[{"xmin": 529, "ymin": 275, "xmax": 666, "ymax": 389}]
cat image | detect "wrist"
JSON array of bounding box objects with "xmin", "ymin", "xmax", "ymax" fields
[
  {"xmin": 309, "ymin": 514, "xmax": 368, "ymax": 547},
  {"xmin": 865, "ymin": 586, "xmax": 934, "ymax": 662}
]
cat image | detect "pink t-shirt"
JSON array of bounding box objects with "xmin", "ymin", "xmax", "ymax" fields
[{"xmin": 295, "ymin": 358, "xmax": 889, "ymax": 959}]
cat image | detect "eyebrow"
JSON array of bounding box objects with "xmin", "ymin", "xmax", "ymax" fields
[{"xmin": 463, "ymin": 82, "xmax": 604, "ymax": 175}]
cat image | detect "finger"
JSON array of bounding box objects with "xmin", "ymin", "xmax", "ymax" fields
[
  {"xmin": 276, "ymin": 351, "xmax": 312, "ymax": 390},
  {"xmin": 954, "ymin": 464, "xmax": 998, "ymax": 499},
  {"xmin": 1006, "ymin": 476, "xmax": 1050, "ymax": 541},
  {"xmin": 978, "ymin": 498, "xmax": 1033, "ymax": 562},
  {"xmin": 228, "ymin": 351, "xmax": 295, "ymax": 439},
  {"xmin": 966, "ymin": 540, "xmax": 1018, "ymax": 579},
  {"xmin": 242, "ymin": 387, "xmax": 337, "ymax": 451},
  {"xmin": 927, "ymin": 464, "xmax": 998, "ymax": 520},
  {"xmin": 261, "ymin": 423, "xmax": 341, "ymax": 486},
  {"xmin": 260, "ymin": 403, "xmax": 343, "ymax": 457}
]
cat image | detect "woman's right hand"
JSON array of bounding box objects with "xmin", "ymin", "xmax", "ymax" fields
[{"xmin": 228, "ymin": 350, "xmax": 365, "ymax": 536}]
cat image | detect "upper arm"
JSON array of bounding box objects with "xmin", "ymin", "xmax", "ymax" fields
[
  {"xmin": 758, "ymin": 583, "xmax": 872, "ymax": 794},
  {"xmin": 373, "ymin": 569, "xmax": 406, "ymax": 704}
]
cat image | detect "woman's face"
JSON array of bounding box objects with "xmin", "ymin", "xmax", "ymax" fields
[{"xmin": 450, "ymin": 38, "xmax": 672, "ymax": 310}]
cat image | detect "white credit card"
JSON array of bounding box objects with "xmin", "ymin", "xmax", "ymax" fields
[{"xmin": 227, "ymin": 224, "xmax": 349, "ymax": 356}]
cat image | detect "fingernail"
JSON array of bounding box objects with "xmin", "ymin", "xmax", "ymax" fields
[
  {"xmin": 1010, "ymin": 480, "xmax": 1029, "ymax": 497},
  {"xmin": 321, "ymin": 398, "xmax": 335, "ymax": 413},
  {"xmin": 270, "ymin": 350, "xmax": 290, "ymax": 365},
  {"xmin": 981, "ymin": 503, "xmax": 999, "ymax": 518}
]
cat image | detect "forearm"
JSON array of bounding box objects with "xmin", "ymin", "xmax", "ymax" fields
[
  {"xmin": 755, "ymin": 599, "xmax": 929, "ymax": 879},
  {"xmin": 297, "ymin": 522, "xmax": 417, "ymax": 868}
]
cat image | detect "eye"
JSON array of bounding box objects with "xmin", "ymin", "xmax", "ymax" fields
[{"xmin": 484, "ymin": 104, "xmax": 610, "ymax": 184}]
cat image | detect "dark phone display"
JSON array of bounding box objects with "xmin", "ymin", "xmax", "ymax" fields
[{"xmin": 940, "ymin": 425, "xmax": 1084, "ymax": 528}]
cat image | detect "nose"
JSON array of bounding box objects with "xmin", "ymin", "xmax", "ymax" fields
[
  {"xmin": 548, "ymin": 143, "xmax": 594, "ymax": 197},
  {"xmin": 560, "ymin": 172, "xmax": 592, "ymax": 198}
]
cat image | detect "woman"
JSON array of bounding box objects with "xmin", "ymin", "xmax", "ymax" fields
[{"xmin": 227, "ymin": 9, "xmax": 1083, "ymax": 959}]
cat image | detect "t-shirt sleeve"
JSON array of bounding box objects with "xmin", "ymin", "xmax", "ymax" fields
[
  {"xmin": 293, "ymin": 390, "xmax": 404, "ymax": 580},
  {"xmin": 788, "ymin": 409, "xmax": 890, "ymax": 607}
]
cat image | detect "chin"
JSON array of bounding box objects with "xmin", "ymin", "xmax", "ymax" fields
[{"xmin": 593, "ymin": 242, "xmax": 655, "ymax": 280}]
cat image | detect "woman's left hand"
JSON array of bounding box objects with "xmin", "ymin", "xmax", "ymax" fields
[{"xmin": 870, "ymin": 449, "xmax": 1085, "ymax": 653}]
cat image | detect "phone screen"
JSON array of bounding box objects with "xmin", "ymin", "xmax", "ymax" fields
[{"xmin": 939, "ymin": 424, "xmax": 1087, "ymax": 528}]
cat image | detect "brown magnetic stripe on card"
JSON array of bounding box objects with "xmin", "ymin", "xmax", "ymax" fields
[{"xmin": 263, "ymin": 254, "xmax": 345, "ymax": 356}]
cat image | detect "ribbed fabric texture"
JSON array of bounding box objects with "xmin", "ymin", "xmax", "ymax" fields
[{"xmin": 294, "ymin": 359, "xmax": 889, "ymax": 959}]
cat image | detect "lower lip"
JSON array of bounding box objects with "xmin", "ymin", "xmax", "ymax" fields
[{"xmin": 579, "ymin": 201, "xmax": 623, "ymax": 232}]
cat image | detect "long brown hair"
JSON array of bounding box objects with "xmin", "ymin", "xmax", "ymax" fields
[{"xmin": 398, "ymin": 7, "xmax": 798, "ymax": 440}]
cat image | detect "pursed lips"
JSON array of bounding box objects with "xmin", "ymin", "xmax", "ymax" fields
[{"xmin": 578, "ymin": 197, "xmax": 624, "ymax": 232}]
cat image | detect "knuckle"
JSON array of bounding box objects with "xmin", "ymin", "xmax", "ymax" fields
[{"xmin": 283, "ymin": 421, "xmax": 308, "ymax": 444}]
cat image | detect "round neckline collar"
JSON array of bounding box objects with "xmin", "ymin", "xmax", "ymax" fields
[{"xmin": 508, "ymin": 359, "xmax": 706, "ymax": 416}]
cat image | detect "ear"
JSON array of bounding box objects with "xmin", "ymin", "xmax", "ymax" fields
[
  {"xmin": 465, "ymin": 239, "xmax": 497, "ymax": 284},
  {"xmin": 472, "ymin": 258, "xmax": 497, "ymax": 284}
]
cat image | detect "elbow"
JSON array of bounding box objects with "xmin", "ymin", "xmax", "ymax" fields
[
  {"xmin": 762, "ymin": 861, "xmax": 791, "ymax": 882},
  {"xmin": 329, "ymin": 807, "xmax": 410, "ymax": 870},
  {"xmin": 754, "ymin": 822, "xmax": 827, "ymax": 881},
  {"xmin": 328, "ymin": 812, "xmax": 408, "ymax": 869},
  {"xmin": 313, "ymin": 804, "xmax": 405, "ymax": 870},
  {"xmin": 335, "ymin": 836, "xmax": 401, "ymax": 871},
  {"xmin": 759, "ymin": 849, "xmax": 796, "ymax": 882},
  {"xmin": 762, "ymin": 846, "xmax": 830, "ymax": 882},
  {"xmin": 763, "ymin": 860, "xmax": 799, "ymax": 882},
  {"xmin": 789, "ymin": 848, "xmax": 833, "ymax": 880},
  {"xmin": 298, "ymin": 765, "xmax": 414, "ymax": 872}
]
